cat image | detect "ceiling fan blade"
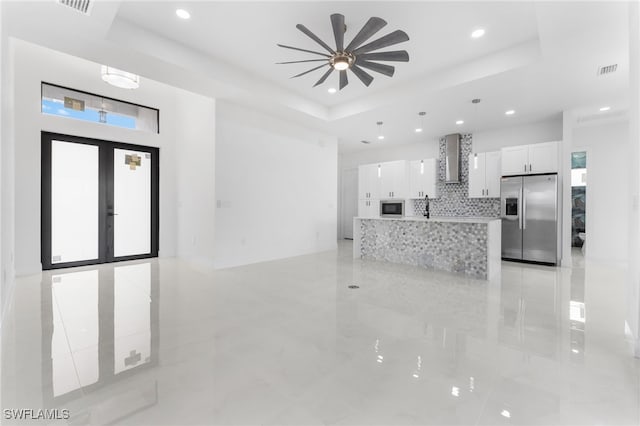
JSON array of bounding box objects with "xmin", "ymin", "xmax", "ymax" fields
[
  {"xmin": 331, "ymin": 13, "xmax": 345, "ymax": 51},
  {"xmin": 291, "ymin": 63, "xmax": 329, "ymax": 78},
  {"xmin": 296, "ymin": 24, "xmax": 335, "ymax": 54},
  {"xmin": 277, "ymin": 59, "xmax": 329, "ymax": 64},
  {"xmin": 350, "ymin": 65, "xmax": 374, "ymax": 87},
  {"xmin": 358, "ymin": 50, "xmax": 409, "ymax": 62},
  {"xmin": 313, "ymin": 67, "xmax": 334, "ymax": 87},
  {"xmin": 339, "ymin": 70, "xmax": 348, "ymax": 90},
  {"xmin": 345, "ymin": 17, "xmax": 387, "ymax": 51},
  {"xmin": 353, "ymin": 30, "xmax": 410, "ymax": 54},
  {"xmin": 277, "ymin": 44, "xmax": 331, "ymax": 58},
  {"xmin": 355, "ymin": 60, "xmax": 395, "ymax": 77}
]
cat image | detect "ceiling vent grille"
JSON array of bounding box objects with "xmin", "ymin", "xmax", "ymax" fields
[
  {"xmin": 597, "ymin": 64, "xmax": 617, "ymax": 76},
  {"xmin": 57, "ymin": 0, "xmax": 92, "ymax": 15}
]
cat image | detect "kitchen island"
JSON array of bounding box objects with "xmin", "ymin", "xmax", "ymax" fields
[{"xmin": 353, "ymin": 216, "xmax": 501, "ymax": 280}]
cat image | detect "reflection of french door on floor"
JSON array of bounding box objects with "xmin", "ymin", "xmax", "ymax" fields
[{"xmin": 41, "ymin": 132, "xmax": 159, "ymax": 270}]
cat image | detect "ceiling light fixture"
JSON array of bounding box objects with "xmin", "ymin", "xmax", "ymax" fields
[
  {"xmin": 415, "ymin": 111, "xmax": 426, "ymax": 133},
  {"xmin": 377, "ymin": 121, "xmax": 384, "ymax": 140},
  {"xmin": 456, "ymin": 120, "xmax": 464, "ymax": 125},
  {"xmin": 471, "ymin": 28, "xmax": 486, "ymax": 39},
  {"xmin": 505, "ymin": 110, "xmax": 515, "ymax": 115},
  {"xmin": 599, "ymin": 106, "xmax": 611, "ymax": 111},
  {"xmin": 100, "ymin": 66, "xmax": 140, "ymax": 89},
  {"xmin": 327, "ymin": 87, "xmax": 337, "ymax": 94},
  {"xmin": 176, "ymin": 9, "xmax": 191, "ymax": 19}
]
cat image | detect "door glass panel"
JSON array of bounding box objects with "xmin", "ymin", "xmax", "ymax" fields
[
  {"xmin": 51, "ymin": 141, "xmax": 99, "ymax": 264},
  {"xmin": 113, "ymin": 149, "xmax": 151, "ymax": 257}
]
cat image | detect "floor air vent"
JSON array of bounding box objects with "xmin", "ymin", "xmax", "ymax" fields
[
  {"xmin": 597, "ymin": 64, "xmax": 617, "ymax": 76},
  {"xmin": 57, "ymin": 0, "xmax": 92, "ymax": 15}
]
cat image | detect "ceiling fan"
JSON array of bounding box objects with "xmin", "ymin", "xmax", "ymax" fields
[{"xmin": 277, "ymin": 14, "xmax": 410, "ymax": 90}]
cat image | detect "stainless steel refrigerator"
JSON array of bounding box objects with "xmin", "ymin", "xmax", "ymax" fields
[{"xmin": 501, "ymin": 174, "xmax": 559, "ymax": 264}]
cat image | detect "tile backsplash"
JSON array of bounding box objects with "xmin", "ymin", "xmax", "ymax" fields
[{"xmin": 413, "ymin": 133, "xmax": 500, "ymax": 218}]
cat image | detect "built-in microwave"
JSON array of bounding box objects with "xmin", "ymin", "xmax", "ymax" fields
[{"xmin": 380, "ymin": 200, "xmax": 404, "ymax": 217}]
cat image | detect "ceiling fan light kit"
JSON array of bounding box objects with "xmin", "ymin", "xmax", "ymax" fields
[{"xmin": 277, "ymin": 13, "xmax": 410, "ymax": 90}]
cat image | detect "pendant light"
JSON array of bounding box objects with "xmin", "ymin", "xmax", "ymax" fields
[
  {"xmin": 415, "ymin": 111, "xmax": 426, "ymax": 133},
  {"xmin": 377, "ymin": 121, "xmax": 384, "ymax": 140}
]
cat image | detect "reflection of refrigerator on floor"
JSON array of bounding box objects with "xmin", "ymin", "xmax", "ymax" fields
[{"xmin": 501, "ymin": 174, "xmax": 560, "ymax": 264}]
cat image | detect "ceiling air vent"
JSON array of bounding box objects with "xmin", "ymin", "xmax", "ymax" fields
[
  {"xmin": 57, "ymin": 0, "xmax": 92, "ymax": 15},
  {"xmin": 597, "ymin": 64, "xmax": 617, "ymax": 76}
]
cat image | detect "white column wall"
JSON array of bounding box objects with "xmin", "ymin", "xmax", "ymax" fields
[{"xmin": 627, "ymin": 1, "xmax": 640, "ymax": 357}]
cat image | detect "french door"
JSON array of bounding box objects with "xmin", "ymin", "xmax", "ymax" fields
[{"xmin": 41, "ymin": 132, "xmax": 159, "ymax": 270}]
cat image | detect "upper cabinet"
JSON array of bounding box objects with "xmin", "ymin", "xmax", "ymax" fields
[
  {"xmin": 408, "ymin": 159, "xmax": 438, "ymax": 199},
  {"xmin": 379, "ymin": 160, "xmax": 408, "ymax": 199},
  {"xmin": 468, "ymin": 151, "xmax": 501, "ymax": 198},
  {"xmin": 501, "ymin": 141, "xmax": 559, "ymax": 176},
  {"xmin": 358, "ymin": 163, "xmax": 380, "ymax": 200}
]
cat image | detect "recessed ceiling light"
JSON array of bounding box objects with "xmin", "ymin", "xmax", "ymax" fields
[
  {"xmin": 471, "ymin": 28, "xmax": 485, "ymax": 39},
  {"xmin": 415, "ymin": 128, "xmax": 423, "ymax": 133},
  {"xmin": 599, "ymin": 106, "xmax": 611, "ymax": 111},
  {"xmin": 505, "ymin": 110, "xmax": 515, "ymax": 115},
  {"xmin": 456, "ymin": 120, "xmax": 464, "ymax": 125},
  {"xmin": 176, "ymin": 9, "xmax": 191, "ymax": 19},
  {"xmin": 378, "ymin": 135, "xmax": 385, "ymax": 140},
  {"xmin": 327, "ymin": 88, "xmax": 337, "ymax": 94},
  {"xmin": 501, "ymin": 410, "xmax": 511, "ymax": 418}
]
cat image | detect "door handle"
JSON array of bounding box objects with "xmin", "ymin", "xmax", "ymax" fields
[
  {"xmin": 108, "ymin": 212, "xmax": 119, "ymax": 216},
  {"xmin": 518, "ymin": 187, "xmax": 523, "ymax": 230},
  {"xmin": 524, "ymin": 164, "xmax": 526, "ymax": 172}
]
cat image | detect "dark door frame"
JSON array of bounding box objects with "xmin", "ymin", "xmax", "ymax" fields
[{"xmin": 41, "ymin": 132, "xmax": 159, "ymax": 270}]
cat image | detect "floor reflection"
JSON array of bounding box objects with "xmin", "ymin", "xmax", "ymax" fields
[{"xmin": 40, "ymin": 261, "xmax": 159, "ymax": 423}]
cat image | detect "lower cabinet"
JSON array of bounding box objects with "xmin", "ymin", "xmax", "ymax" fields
[{"xmin": 358, "ymin": 199, "xmax": 379, "ymax": 218}]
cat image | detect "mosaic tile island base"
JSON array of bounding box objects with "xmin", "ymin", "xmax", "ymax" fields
[{"xmin": 353, "ymin": 217, "xmax": 501, "ymax": 280}]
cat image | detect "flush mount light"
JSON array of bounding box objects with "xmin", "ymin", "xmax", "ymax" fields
[
  {"xmin": 471, "ymin": 28, "xmax": 486, "ymax": 39},
  {"xmin": 176, "ymin": 8, "xmax": 191, "ymax": 19},
  {"xmin": 456, "ymin": 120, "xmax": 464, "ymax": 125},
  {"xmin": 100, "ymin": 66, "xmax": 139, "ymax": 89},
  {"xmin": 599, "ymin": 106, "xmax": 611, "ymax": 111},
  {"xmin": 501, "ymin": 410, "xmax": 511, "ymax": 419},
  {"xmin": 505, "ymin": 110, "xmax": 515, "ymax": 115},
  {"xmin": 327, "ymin": 87, "xmax": 337, "ymax": 94}
]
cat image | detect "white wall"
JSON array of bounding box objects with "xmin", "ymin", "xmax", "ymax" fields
[
  {"xmin": 175, "ymin": 92, "xmax": 216, "ymax": 267},
  {"xmin": 214, "ymin": 101, "xmax": 337, "ymax": 269},
  {"xmin": 10, "ymin": 40, "xmax": 215, "ymax": 275},
  {"xmin": 572, "ymin": 121, "xmax": 629, "ymax": 265}
]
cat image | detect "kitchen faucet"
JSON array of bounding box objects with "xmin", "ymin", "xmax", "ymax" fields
[{"xmin": 423, "ymin": 194, "xmax": 430, "ymax": 219}]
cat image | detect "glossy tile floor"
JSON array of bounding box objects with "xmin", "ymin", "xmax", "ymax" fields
[{"xmin": 2, "ymin": 242, "xmax": 639, "ymax": 425}]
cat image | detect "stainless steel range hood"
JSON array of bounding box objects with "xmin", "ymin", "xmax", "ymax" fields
[{"xmin": 444, "ymin": 133, "xmax": 460, "ymax": 183}]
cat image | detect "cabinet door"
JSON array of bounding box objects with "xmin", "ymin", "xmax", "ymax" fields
[
  {"xmin": 484, "ymin": 151, "xmax": 502, "ymax": 197},
  {"xmin": 422, "ymin": 158, "xmax": 438, "ymax": 198},
  {"xmin": 380, "ymin": 161, "xmax": 406, "ymax": 198},
  {"xmin": 408, "ymin": 160, "xmax": 423, "ymax": 198},
  {"xmin": 468, "ymin": 153, "xmax": 486, "ymax": 198},
  {"xmin": 358, "ymin": 166, "xmax": 369, "ymax": 199},
  {"xmin": 529, "ymin": 142, "xmax": 558, "ymax": 174},
  {"xmin": 358, "ymin": 199, "xmax": 368, "ymax": 217},
  {"xmin": 501, "ymin": 146, "xmax": 529, "ymax": 176}
]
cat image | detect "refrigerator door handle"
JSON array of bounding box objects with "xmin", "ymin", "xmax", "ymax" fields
[
  {"xmin": 518, "ymin": 187, "xmax": 523, "ymax": 230},
  {"xmin": 522, "ymin": 187, "xmax": 526, "ymax": 230}
]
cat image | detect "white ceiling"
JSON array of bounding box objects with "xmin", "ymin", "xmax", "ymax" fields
[{"xmin": 2, "ymin": 1, "xmax": 631, "ymax": 152}]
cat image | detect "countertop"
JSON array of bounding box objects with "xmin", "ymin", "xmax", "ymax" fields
[{"xmin": 355, "ymin": 216, "xmax": 501, "ymax": 224}]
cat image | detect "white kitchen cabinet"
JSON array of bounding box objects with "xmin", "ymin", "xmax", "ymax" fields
[
  {"xmin": 358, "ymin": 163, "xmax": 380, "ymax": 200},
  {"xmin": 528, "ymin": 141, "xmax": 558, "ymax": 174},
  {"xmin": 379, "ymin": 160, "xmax": 408, "ymax": 199},
  {"xmin": 408, "ymin": 158, "xmax": 438, "ymax": 198},
  {"xmin": 501, "ymin": 142, "xmax": 559, "ymax": 176},
  {"xmin": 468, "ymin": 151, "xmax": 501, "ymax": 198},
  {"xmin": 358, "ymin": 199, "xmax": 379, "ymax": 218}
]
